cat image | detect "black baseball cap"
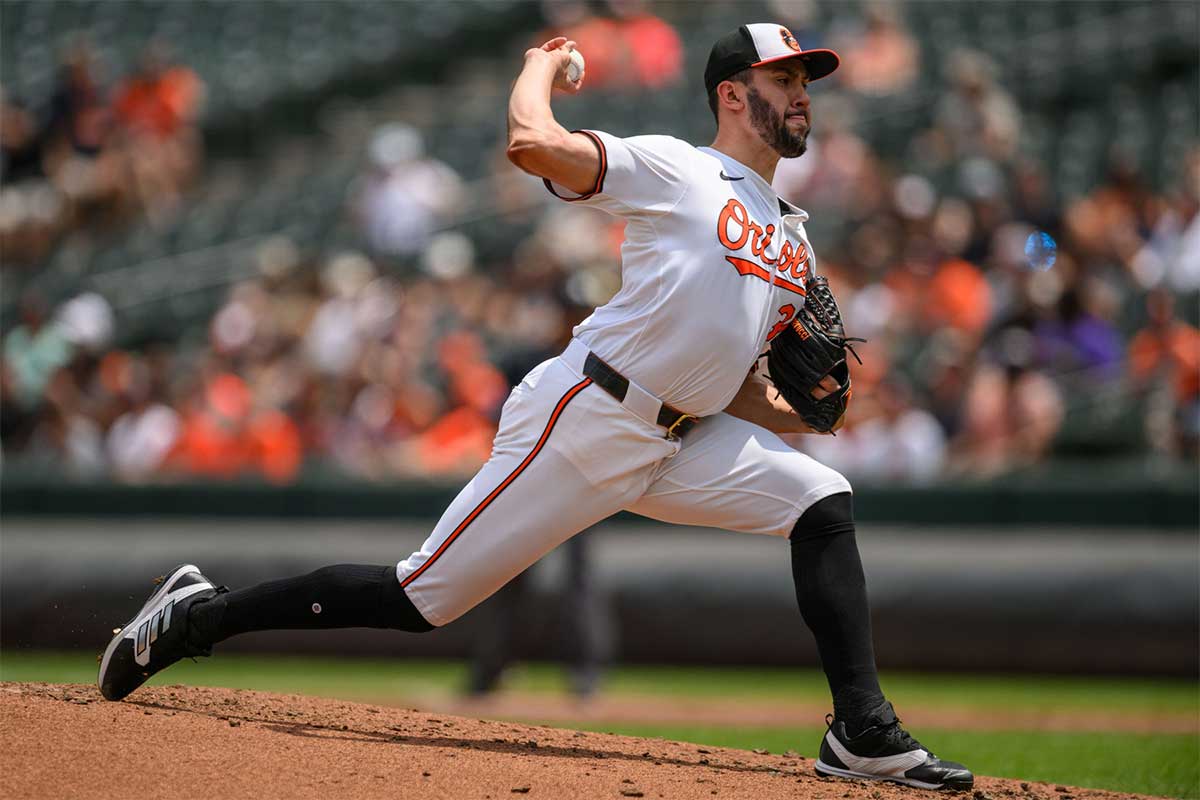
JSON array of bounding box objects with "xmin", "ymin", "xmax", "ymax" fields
[{"xmin": 704, "ymin": 23, "xmax": 840, "ymax": 95}]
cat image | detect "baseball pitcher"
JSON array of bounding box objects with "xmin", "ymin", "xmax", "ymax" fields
[{"xmin": 99, "ymin": 24, "xmax": 972, "ymax": 790}]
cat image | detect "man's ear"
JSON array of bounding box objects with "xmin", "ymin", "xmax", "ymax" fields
[{"xmin": 718, "ymin": 80, "xmax": 745, "ymax": 113}]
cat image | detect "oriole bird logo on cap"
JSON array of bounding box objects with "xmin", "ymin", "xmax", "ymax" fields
[{"xmin": 779, "ymin": 27, "xmax": 801, "ymax": 52}]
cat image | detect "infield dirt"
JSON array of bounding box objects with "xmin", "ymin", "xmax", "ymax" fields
[{"xmin": 0, "ymin": 682, "xmax": 1166, "ymax": 800}]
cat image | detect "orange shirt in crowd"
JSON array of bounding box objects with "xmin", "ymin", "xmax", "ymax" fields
[
  {"xmin": 928, "ymin": 259, "xmax": 992, "ymax": 336},
  {"xmin": 536, "ymin": 11, "xmax": 681, "ymax": 90},
  {"xmin": 622, "ymin": 13, "xmax": 683, "ymax": 89},
  {"xmin": 838, "ymin": 26, "xmax": 919, "ymax": 96},
  {"xmin": 114, "ymin": 66, "xmax": 201, "ymax": 139},
  {"xmin": 537, "ymin": 17, "xmax": 622, "ymax": 88},
  {"xmin": 1129, "ymin": 322, "xmax": 1200, "ymax": 403},
  {"xmin": 247, "ymin": 409, "xmax": 303, "ymax": 484},
  {"xmin": 171, "ymin": 408, "xmax": 248, "ymax": 478},
  {"xmin": 415, "ymin": 406, "xmax": 496, "ymax": 474}
]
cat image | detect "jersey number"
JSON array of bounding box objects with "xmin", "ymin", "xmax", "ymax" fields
[{"xmin": 767, "ymin": 304, "xmax": 797, "ymax": 342}]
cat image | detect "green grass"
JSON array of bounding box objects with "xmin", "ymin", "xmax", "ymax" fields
[
  {"xmin": 581, "ymin": 664, "xmax": 1200, "ymax": 715},
  {"xmin": 4, "ymin": 651, "xmax": 1195, "ymax": 715},
  {"xmin": 3, "ymin": 651, "xmax": 1197, "ymax": 797}
]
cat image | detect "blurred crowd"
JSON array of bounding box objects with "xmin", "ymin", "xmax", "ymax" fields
[
  {"xmin": 773, "ymin": 22, "xmax": 1199, "ymax": 478},
  {"xmin": 2, "ymin": 1, "xmax": 1197, "ymax": 486},
  {"xmin": 1, "ymin": 37, "xmax": 204, "ymax": 266},
  {"xmin": 1, "ymin": 227, "xmax": 587, "ymax": 483}
]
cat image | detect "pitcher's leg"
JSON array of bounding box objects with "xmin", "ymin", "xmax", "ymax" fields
[
  {"xmin": 629, "ymin": 414, "xmax": 882, "ymax": 713},
  {"xmin": 399, "ymin": 443, "xmax": 628, "ymax": 626},
  {"xmin": 628, "ymin": 413, "xmax": 972, "ymax": 788},
  {"xmin": 788, "ymin": 492, "xmax": 883, "ymax": 728},
  {"xmin": 628, "ymin": 412, "xmax": 851, "ymax": 536},
  {"xmin": 630, "ymin": 413, "xmax": 879, "ymax": 712},
  {"xmin": 397, "ymin": 359, "xmax": 665, "ymax": 626},
  {"xmin": 97, "ymin": 562, "xmax": 432, "ymax": 702},
  {"xmin": 188, "ymin": 564, "xmax": 434, "ymax": 647},
  {"xmin": 628, "ymin": 417, "xmax": 883, "ymax": 710}
]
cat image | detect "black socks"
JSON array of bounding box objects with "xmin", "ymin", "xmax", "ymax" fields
[
  {"xmin": 188, "ymin": 564, "xmax": 434, "ymax": 646},
  {"xmin": 789, "ymin": 492, "xmax": 885, "ymax": 734}
]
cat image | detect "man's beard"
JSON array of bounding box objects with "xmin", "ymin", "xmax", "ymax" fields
[{"xmin": 746, "ymin": 88, "xmax": 807, "ymax": 158}]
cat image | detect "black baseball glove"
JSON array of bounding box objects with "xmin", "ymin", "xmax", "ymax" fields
[{"xmin": 766, "ymin": 276, "xmax": 863, "ymax": 433}]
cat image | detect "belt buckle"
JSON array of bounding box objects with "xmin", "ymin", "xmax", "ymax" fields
[{"xmin": 665, "ymin": 413, "xmax": 698, "ymax": 441}]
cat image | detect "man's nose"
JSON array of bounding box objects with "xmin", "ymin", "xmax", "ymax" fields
[{"xmin": 791, "ymin": 88, "xmax": 810, "ymax": 111}]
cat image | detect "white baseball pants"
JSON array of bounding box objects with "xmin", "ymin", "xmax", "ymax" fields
[{"xmin": 396, "ymin": 343, "xmax": 851, "ymax": 626}]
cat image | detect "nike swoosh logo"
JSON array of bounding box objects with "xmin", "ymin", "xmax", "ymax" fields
[{"xmin": 719, "ymin": 171, "xmax": 744, "ymax": 181}]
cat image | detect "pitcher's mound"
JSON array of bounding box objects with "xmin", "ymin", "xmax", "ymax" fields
[{"xmin": 0, "ymin": 682, "xmax": 1161, "ymax": 799}]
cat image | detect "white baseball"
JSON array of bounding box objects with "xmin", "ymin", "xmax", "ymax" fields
[{"xmin": 567, "ymin": 49, "xmax": 585, "ymax": 83}]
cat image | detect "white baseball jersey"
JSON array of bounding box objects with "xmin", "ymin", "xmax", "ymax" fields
[
  {"xmin": 549, "ymin": 130, "xmax": 818, "ymax": 417},
  {"xmin": 397, "ymin": 131, "xmax": 850, "ymax": 626}
]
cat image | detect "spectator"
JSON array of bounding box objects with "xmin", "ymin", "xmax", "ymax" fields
[
  {"xmin": 353, "ymin": 124, "xmax": 464, "ymax": 261},
  {"xmin": 1131, "ymin": 146, "xmax": 1200, "ymax": 291},
  {"xmin": 952, "ymin": 361, "xmax": 1065, "ymax": 476},
  {"xmin": 27, "ymin": 362, "xmax": 106, "ymax": 477},
  {"xmin": 107, "ymin": 387, "xmax": 181, "ymax": 482},
  {"xmin": 3, "ymin": 293, "xmax": 73, "ymax": 410},
  {"xmin": 1033, "ymin": 280, "xmax": 1124, "ymax": 382},
  {"xmin": 113, "ymin": 41, "xmax": 204, "ymax": 142},
  {"xmin": 1129, "ymin": 289, "xmax": 1200, "ymax": 457},
  {"xmin": 246, "ymin": 407, "xmax": 304, "ymax": 485},
  {"xmin": 1, "ymin": 89, "xmax": 44, "ymax": 184},
  {"xmin": 171, "ymin": 368, "xmax": 253, "ymax": 479},
  {"xmin": 935, "ymin": 49, "xmax": 1021, "ymax": 162},
  {"xmin": 1, "ymin": 90, "xmax": 57, "ymax": 265},
  {"xmin": 42, "ymin": 38, "xmax": 126, "ymax": 225},
  {"xmin": 926, "ymin": 257, "xmax": 993, "ymax": 340},
  {"xmin": 854, "ymin": 376, "xmax": 948, "ymax": 482},
  {"xmin": 534, "ymin": 1, "xmax": 623, "ymax": 90},
  {"xmin": 831, "ymin": 2, "xmax": 919, "ymax": 97},
  {"xmin": 45, "ymin": 39, "xmax": 112, "ymax": 159},
  {"xmin": 610, "ymin": 0, "xmax": 684, "ymax": 90},
  {"xmin": 113, "ymin": 40, "xmax": 206, "ymax": 221},
  {"xmin": 533, "ymin": 0, "xmax": 683, "ymax": 92}
]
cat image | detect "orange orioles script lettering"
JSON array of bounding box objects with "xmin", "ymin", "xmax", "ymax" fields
[{"xmin": 717, "ymin": 198, "xmax": 809, "ymax": 296}]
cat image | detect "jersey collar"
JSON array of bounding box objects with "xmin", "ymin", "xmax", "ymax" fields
[{"xmin": 699, "ymin": 146, "xmax": 810, "ymax": 222}]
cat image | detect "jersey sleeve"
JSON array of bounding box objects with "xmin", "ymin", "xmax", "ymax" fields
[{"xmin": 543, "ymin": 130, "xmax": 690, "ymax": 215}]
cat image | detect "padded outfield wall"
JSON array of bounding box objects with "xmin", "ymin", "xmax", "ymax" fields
[{"xmin": 3, "ymin": 473, "xmax": 1196, "ymax": 676}]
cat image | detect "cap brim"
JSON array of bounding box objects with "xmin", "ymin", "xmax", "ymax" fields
[{"xmin": 751, "ymin": 48, "xmax": 840, "ymax": 81}]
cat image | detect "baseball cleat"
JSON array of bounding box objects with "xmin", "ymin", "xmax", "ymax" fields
[
  {"xmin": 814, "ymin": 702, "xmax": 974, "ymax": 790},
  {"xmin": 97, "ymin": 564, "xmax": 222, "ymax": 701}
]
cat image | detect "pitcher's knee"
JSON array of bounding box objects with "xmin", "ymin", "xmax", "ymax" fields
[
  {"xmin": 379, "ymin": 567, "xmax": 436, "ymax": 632},
  {"xmin": 790, "ymin": 491, "xmax": 855, "ymax": 542}
]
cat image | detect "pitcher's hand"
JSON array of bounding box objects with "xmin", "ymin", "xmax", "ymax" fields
[{"xmin": 524, "ymin": 37, "xmax": 584, "ymax": 94}]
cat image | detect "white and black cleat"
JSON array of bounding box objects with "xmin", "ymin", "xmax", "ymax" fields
[
  {"xmin": 814, "ymin": 702, "xmax": 974, "ymax": 790},
  {"xmin": 97, "ymin": 564, "xmax": 222, "ymax": 701}
]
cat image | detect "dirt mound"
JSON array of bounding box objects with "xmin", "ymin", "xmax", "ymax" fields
[{"xmin": 0, "ymin": 682, "xmax": 1162, "ymax": 800}]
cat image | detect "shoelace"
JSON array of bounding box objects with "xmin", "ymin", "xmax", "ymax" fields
[
  {"xmin": 824, "ymin": 712, "xmax": 931, "ymax": 755},
  {"xmin": 879, "ymin": 718, "xmax": 926, "ymax": 753}
]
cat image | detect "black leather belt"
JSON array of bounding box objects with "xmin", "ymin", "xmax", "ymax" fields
[{"xmin": 582, "ymin": 351, "xmax": 699, "ymax": 439}]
